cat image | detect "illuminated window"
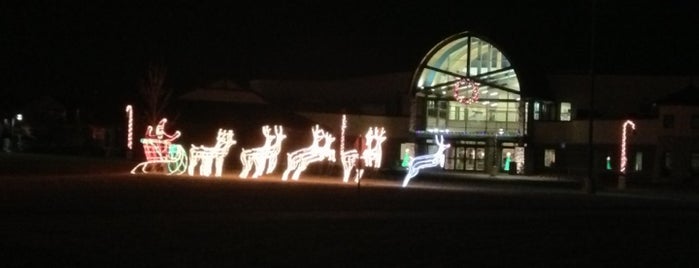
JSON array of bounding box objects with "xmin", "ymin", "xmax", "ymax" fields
[
  {"xmin": 438, "ymin": 101, "xmax": 448, "ymax": 119},
  {"xmin": 663, "ymin": 115, "xmax": 675, "ymax": 128},
  {"xmin": 449, "ymin": 105, "xmax": 463, "ymax": 120},
  {"xmin": 427, "ymin": 100, "xmax": 436, "ymax": 116},
  {"xmin": 634, "ymin": 152, "xmax": 643, "ymax": 172},
  {"xmin": 544, "ymin": 149, "xmax": 556, "ymax": 167},
  {"xmin": 560, "ymin": 102, "xmax": 571, "ymax": 121}
]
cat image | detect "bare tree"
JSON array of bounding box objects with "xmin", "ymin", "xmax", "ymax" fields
[{"xmin": 139, "ymin": 63, "xmax": 172, "ymax": 126}]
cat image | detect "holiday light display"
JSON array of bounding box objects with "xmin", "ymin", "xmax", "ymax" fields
[
  {"xmin": 402, "ymin": 135, "xmax": 451, "ymax": 187},
  {"xmin": 340, "ymin": 114, "xmax": 347, "ymax": 156},
  {"xmin": 125, "ymin": 105, "xmax": 133, "ymax": 150},
  {"xmin": 401, "ymin": 149, "xmax": 411, "ymax": 168},
  {"xmin": 131, "ymin": 118, "xmax": 188, "ymax": 175},
  {"xmin": 340, "ymin": 127, "xmax": 386, "ymax": 182},
  {"xmin": 187, "ymin": 129, "xmax": 236, "ymax": 177},
  {"xmin": 239, "ymin": 125, "xmax": 286, "ymax": 178},
  {"xmin": 453, "ymin": 78, "xmax": 480, "ymax": 105},
  {"xmin": 620, "ymin": 120, "xmax": 636, "ymax": 174},
  {"xmin": 282, "ymin": 125, "xmax": 336, "ymax": 181}
]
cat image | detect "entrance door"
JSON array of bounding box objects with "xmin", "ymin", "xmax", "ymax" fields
[
  {"xmin": 464, "ymin": 147, "xmax": 485, "ymax": 171},
  {"xmin": 475, "ymin": 147, "xmax": 485, "ymax": 171},
  {"xmin": 446, "ymin": 145, "xmax": 486, "ymax": 172}
]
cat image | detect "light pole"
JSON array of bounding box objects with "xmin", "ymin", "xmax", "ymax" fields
[{"xmin": 585, "ymin": 0, "xmax": 597, "ymax": 194}]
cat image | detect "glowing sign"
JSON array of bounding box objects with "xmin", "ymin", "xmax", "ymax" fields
[
  {"xmin": 131, "ymin": 118, "xmax": 188, "ymax": 175},
  {"xmin": 340, "ymin": 127, "xmax": 386, "ymax": 182},
  {"xmin": 453, "ymin": 78, "xmax": 480, "ymax": 105},
  {"xmin": 125, "ymin": 105, "xmax": 133, "ymax": 150},
  {"xmin": 239, "ymin": 125, "xmax": 286, "ymax": 178},
  {"xmin": 187, "ymin": 129, "xmax": 236, "ymax": 177},
  {"xmin": 282, "ymin": 125, "xmax": 336, "ymax": 181},
  {"xmin": 620, "ymin": 120, "xmax": 636, "ymax": 174},
  {"xmin": 402, "ymin": 135, "xmax": 450, "ymax": 187}
]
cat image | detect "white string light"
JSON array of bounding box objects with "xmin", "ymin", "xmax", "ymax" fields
[
  {"xmin": 125, "ymin": 105, "xmax": 133, "ymax": 150},
  {"xmin": 131, "ymin": 118, "xmax": 188, "ymax": 175},
  {"xmin": 282, "ymin": 125, "xmax": 336, "ymax": 181},
  {"xmin": 188, "ymin": 129, "xmax": 236, "ymax": 177},
  {"xmin": 402, "ymin": 135, "xmax": 450, "ymax": 187},
  {"xmin": 239, "ymin": 125, "xmax": 286, "ymax": 178},
  {"xmin": 620, "ymin": 120, "xmax": 636, "ymax": 174}
]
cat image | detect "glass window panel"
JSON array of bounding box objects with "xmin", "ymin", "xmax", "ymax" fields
[
  {"xmin": 634, "ymin": 152, "xmax": 643, "ymax": 172},
  {"xmin": 560, "ymin": 102, "xmax": 572, "ymax": 121},
  {"xmin": 544, "ymin": 149, "xmax": 556, "ymax": 167}
]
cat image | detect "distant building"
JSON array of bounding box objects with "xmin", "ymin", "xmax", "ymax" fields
[
  {"xmin": 407, "ymin": 31, "xmax": 699, "ymax": 184},
  {"xmin": 409, "ymin": 31, "xmax": 528, "ymax": 176},
  {"xmin": 178, "ymin": 31, "xmax": 699, "ymax": 184}
]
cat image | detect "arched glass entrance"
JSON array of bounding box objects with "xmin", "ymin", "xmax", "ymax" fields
[{"xmin": 410, "ymin": 32, "xmax": 526, "ymax": 174}]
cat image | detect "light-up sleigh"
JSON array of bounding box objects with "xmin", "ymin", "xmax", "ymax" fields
[{"xmin": 131, "ymin": 118, "xmax": 188, "ymax": 175}]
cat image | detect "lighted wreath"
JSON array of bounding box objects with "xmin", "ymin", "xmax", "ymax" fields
[{"xmin": 453, "ymin": 78, "xmax": 480, "ymax": 105}]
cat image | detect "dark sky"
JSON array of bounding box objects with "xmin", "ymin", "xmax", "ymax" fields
[{"xmin": 2, "ymin": 1, "xmax": 698, "ymax": 114}]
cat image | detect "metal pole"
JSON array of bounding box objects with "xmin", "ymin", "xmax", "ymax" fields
[{"xmin": 584, "ymin": 0, "xmax": 597, "ymax": 194}]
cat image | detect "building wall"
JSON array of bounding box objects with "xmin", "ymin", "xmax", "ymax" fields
[{"xmin": 530, "ymin": 115, "xmax": 699, "ymax": 183}]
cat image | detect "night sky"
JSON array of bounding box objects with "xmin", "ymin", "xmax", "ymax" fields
[{"xmin": 2, "ymin": 1, "xmax": 698, "ymax": 118}]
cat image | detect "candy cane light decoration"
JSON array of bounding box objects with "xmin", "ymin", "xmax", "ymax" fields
[
  {"xmin": 340, "ymin": 114, "xmax": 347, "ymax": 156},
  {"xmin": 620, "ymin": 120, "xmax": 636, "ymax": 174},
  {"xmin": 125, "ymin": 105, "xmax": 133, "ymax": 150}
]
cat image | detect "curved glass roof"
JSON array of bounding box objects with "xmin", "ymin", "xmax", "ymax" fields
[{"xmin": 412, "ymin": 32, "xmax": 520, "ymax": 104}]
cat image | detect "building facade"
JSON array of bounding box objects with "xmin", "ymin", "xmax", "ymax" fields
[
  {"xmin": 409, "ymin": 31, "xmax": 529, "ymax": 175},
  {"xmin": 408, "ymin": 31, "xmax": 699, "ymax": 184}
]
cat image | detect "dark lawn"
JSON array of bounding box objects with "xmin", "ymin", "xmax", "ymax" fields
[{"xmin": 1, "ymin": 153, "xmax": 699, "ymax": 267}]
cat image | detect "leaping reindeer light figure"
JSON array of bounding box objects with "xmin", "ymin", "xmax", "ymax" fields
[
  {"xmin": 340, "ymin": 127, "xmax": 386, "ymax": 182},
  {"xmin": 402, "ymin": 135, "xmax": 450, "ymax": 187},
  {"xmin": 282, "ymin": 125, "xmax": 336, "ymax": 181},
  {"xmin": 187, "ymin": 129, "xmax": 236, "ymax": 177},
  {"xmin": 239, "ymin": 125, "xmax": 286, "ymax": 178}
]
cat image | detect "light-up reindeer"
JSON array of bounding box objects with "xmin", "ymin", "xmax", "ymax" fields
[
  {"xmin": 364, "ymin": 126, "xmax": 386, "ymax": 168},
  {"xmin": 131, "ymin": 118, "xmax": 188, "ymax": 175},
  {"xmin": 265, "ymin": 125, "xmax": 287, "ymax": 174},
  {"xmin": 402, "ymin": 135, "xmax": 451, "ymax": 187},
  {"xmin": 187, "ymin": 129, "xmax": 236, "ymax": 177},
  {"xmin": 239, "ymin": 125, "xmax": 286, "ymax": 178},
  {"xmin": 282, "ymin": 125, "xmax": 336, "ymax": 181},
  {"xmin": 340, "ymin": 127, "xmax": 386, "ymax": 182}
]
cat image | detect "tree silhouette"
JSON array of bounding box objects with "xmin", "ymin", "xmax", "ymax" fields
[{"xmin": 139, "ymin": 63, "xmax": 171, "ymax": 126}]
